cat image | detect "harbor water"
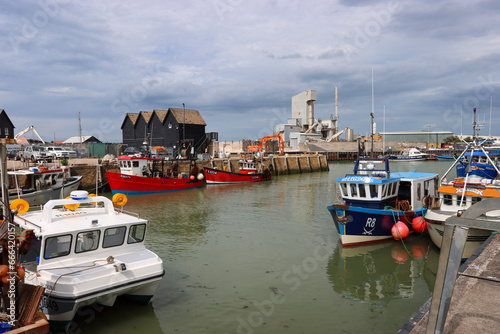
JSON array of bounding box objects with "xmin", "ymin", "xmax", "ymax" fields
[{"xmin": 68, "ymin": 160, "xmax": 455, "ymax": 334}]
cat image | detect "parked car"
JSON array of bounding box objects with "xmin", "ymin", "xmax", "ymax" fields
[
  {"xmin": 44, "ymin": 146, "xmax": 77, "ymax": 159},
  {"xmin": 7, "ymin": 149, "xmax": 21, "ymax": 160},
  {"xmin": 123, "ymin": 147, "xmax": 141, "ymax": 156},
  {"xmin": 19, "ymin": 145, "xmax": 52, "ymax": 162}
]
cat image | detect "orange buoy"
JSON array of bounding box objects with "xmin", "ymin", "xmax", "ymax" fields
[
  {"xmin": 411, "ymin": 216, "xmax": 428, "ymax": 233},
  {"xmin": 112, "ymin": 193, "xmax": 128, "ymax": 206},
  {"xmin": 391, "ymin": 221, "xmax": 409, "ymax": 240},
  {"xmin": 1, "ymin": 275, "xmax": 10, "ymax": 284},
  {"xmin": 0, "ymin": 265, "xmax": 8, "ymax": 276},
  {"xmin": 391, "ymin": 245, "xmax": 409, "ymax": 264},
  {"xmin": 64, "ymin": 196, "xmax": 80, "ymax": 211},
  {"xmin": 10, "ymin": 198, "xmax": 30, "ymax": 214},
  {"xmin": 190, "ymin": 175, "xmax": 195, "ymax": 180}
]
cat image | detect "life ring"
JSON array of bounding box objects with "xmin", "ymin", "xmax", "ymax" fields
[
  {"xmin": 112, "ymin": 193, "xmax": 128, "ymax": 206},
  {"xmin": 64, "ymin": 196, "xmax": 80, "ymax": 211},
  {"xmin": 39, "ymin": 167, "xmax": 49, "ymax": 172},
  {"xmin": 88, "ymin": 193, "xmax": 98, "ymax": 205},
  {"xmin": 10, "ymin": 199, "xmax": 30, "ymax": 215}
]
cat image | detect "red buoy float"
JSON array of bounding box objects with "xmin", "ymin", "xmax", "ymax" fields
[
  {"xmin": 391, "ymin": 221, "xmax": 409, "ymax": 240},
  {"xmin": 411, "ymin": 216, "xmax": 428, "ymax": 233},
  {"xmin": 0, "ymin": 265, "xmax": 8, "ymax": 276}
]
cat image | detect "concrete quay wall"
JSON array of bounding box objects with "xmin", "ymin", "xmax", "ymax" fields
[{"xmin": 210, "ymin": 154, "xmax": 329, "ymax": 176}]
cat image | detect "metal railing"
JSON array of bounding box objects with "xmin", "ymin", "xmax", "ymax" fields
[{"xmin": 426, "ymin": 197, "xmax": 500, "ymax": 333}]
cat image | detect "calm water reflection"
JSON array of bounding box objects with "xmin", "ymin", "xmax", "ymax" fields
[{"xmin": 65, "ymin": 160, "xmax": 452, "ymax": 334}]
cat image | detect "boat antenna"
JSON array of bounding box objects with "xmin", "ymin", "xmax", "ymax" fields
[
  {"xmin": 183, "ymin": 103, "xmax": 186, "ymax": 148},
  {"xmin": 489, "ymin": 95, "xmax": 493, "ymax": 138},
  {"xmin": 370, "ymin": 112, "xmax": 374, "ymax": 158},
  {"xmin": 78, "ymin": 111, "xmax": 82, "ymax": 144},
  {"xmin": 472, "ymin": 107, "xmax": 477, "ymax": 140},
  {"xmin": 460, "ymin": 106, "xmax": 463, "ymax": 139},
  {"xmin": 371, "ymin": 65, "xmax": 374, "ymax": 158},
  {"xmin": 383, "ymin": 105, "xmax": 386, "ymax": 156},
  {"xmin": 95, "ymin": 164, "xmax": 99, "ymax": 197}
]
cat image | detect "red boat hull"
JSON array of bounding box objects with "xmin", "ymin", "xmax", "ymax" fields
[
  {"xmin": 106, "ymin": 171, "xmax": 204, "ymax": 195},
  {"xmin": 204, "ymin": 167, "xmax": 271, "ymax": 184}
]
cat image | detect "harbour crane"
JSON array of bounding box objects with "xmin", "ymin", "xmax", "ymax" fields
[
  {"xmin": 248, "ymin": 133, "xmax": 284, "ymax": 155},
  {"xmin": 14, "ymin": 126, "xmax": 45, "ymax": 144}
]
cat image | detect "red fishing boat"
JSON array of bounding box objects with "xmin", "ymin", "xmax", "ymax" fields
[
  {"xmin": 205, "ymin": 159, "xmax": 272, "ymax": 184},
  {"xmin": 106, "ymin": 155, "xmax": 204, "ymax": 195}
]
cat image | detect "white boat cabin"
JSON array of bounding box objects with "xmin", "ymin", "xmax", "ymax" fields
[
  {"xmin": 8, "ymin": 166, "xmax": 70, "ymax": 192},
  {"xmin": 17, "ymin": 191, "xmax": 150, "ymax": 270},
  {"xmin": 118, "ymin": 156, "xmax": 150, "ymax": 177},
  {"xmin": 239, "ymin": 159, "xmax": 258, "ymax": 174},
  {"xmin": 14, "ymin": 191, "xmax": 164, "ymax": 328},
  {"xmin": 337, "ymin": 159, "xmax": 437, "ymax": 210}
]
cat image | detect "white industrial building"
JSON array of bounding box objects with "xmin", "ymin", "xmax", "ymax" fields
[{"xmin": 277, "ymin": 89, "xmax": 352, "ymax": 150}]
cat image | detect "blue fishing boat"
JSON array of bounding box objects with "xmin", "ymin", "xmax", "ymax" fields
[
  {"xmin": 327, "ymin": 158, "xmax": 438, "ymax": 246},
  {"xmin": 456, "ymin": 151, "xmax": 499, "ymax": 179}
]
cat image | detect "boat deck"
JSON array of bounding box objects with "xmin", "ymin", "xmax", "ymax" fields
[{"xmin": 400, "ymin": 234, "xmax": 500, "ymax": 333}]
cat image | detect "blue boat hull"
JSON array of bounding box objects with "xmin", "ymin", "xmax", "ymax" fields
[
  {"xmin": 456, "ymin": 162, "xmax": 498, "ymax": 179},
  {"xmin": 328, "ymin": 205, "xmax": 425, "ymax": 246}
]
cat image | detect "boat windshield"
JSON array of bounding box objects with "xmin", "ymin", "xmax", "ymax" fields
[{"xmin": 44, "ymin": 235, "xmax": 72, "ymax": 259}]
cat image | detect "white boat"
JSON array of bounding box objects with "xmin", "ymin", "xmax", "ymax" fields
[
  {"xmin": 7, "ymin": 166, "xmax": 82, "ymax": 206},
  {"xmin": 425, "ymin": 134, "xmax": 500, "ymax": 259},
  {"xmin": 14, "ymin": 191, "xmax": 164, "ymax": 331},
  {"xmin": 387, "ymin": 147, "xmax": 429, "ymax": 161}
]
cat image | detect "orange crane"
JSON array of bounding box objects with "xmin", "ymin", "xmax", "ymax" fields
[{"xmin": 248, "ymin": 133, "xmax": 284, "ymax": 155}]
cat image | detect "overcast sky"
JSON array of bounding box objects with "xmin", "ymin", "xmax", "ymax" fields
[{"xmin": 1, "ymin": 0, "xmax": 499, "ymax": 143}]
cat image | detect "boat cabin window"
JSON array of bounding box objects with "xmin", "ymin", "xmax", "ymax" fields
[
  {"xmin": 340, "ymin": 183, "xmax": 348, "ymax": 197},
  {"xmin": 128, "ymin": 224, "xmax": 146, "ymax": 244},
  {"xmin": 443, "ymin": 194, "xmax": 453, "ymax": 205},
  {"xmin": 349, "ymin": 183, "xmax": 358, "ymax": 197},
  {"xmin": 382, "ymin": 184, "xmax": 388, "ymax": 197},
  {"xmin": 103, "ymin": 227, "xmax": 127, "ymax": 248},
  {"xmin": 75, "ymin": 230, "xmax": 100, "ymax": 253},
  {"xmin": 457, "ymin": 196, "xmax": 467, "ymax": 207},
  {"xmin": 472, "ymin": 197, "xmax": 482, "ymax": 205},
  {"xmin": 133, "ymin": 161, "xmax": 139, "ymax": 168},
  {"xmin": 358, "ymin": 184, "xmax": 366, "ymax": 198},
  {"xmin": 369, "ymin": 184, "xmax": 378, "ymax": 198},
  {"xmin": 44, "ymin": 234, "xmax": 72, "ymax": 259},
  {"xmin": 424, "ymin": 180, "xmax": 432, "ymax": 196}
]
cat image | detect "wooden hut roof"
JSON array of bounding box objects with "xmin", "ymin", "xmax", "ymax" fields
[
  {"xmin": 0, "ymin": 109, "xmax": 15, "ymax": 129},
  {"xmin": 121, "ymin": 113, "xmax": 139, "ymax": 129},
  {"xmin": 169, "ymin": 108, "xmax": 206, "ymax": 126},
  {"xmin": 153, "ymin": 109, "xmax": 168, "ymax": 123},
  {"xmin": 139, "ymin": 111, "xmax": 153, "ymax": 123}
]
